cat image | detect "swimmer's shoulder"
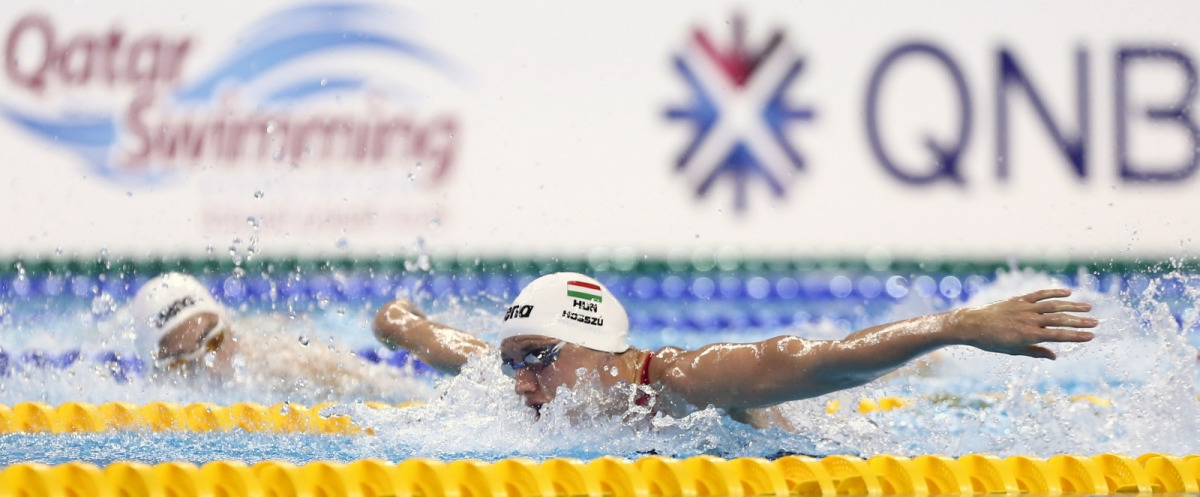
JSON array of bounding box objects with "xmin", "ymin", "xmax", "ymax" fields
[
  {"xmin": 646, "ymin": 346, "xmax": 782, "ymax": 427},
  {"xmin": 647, "ymin": 345, "xmax": 688, "ymax": 382},
  {"xmin": 649, "ymin": 346, "xmax": 687, "ymax": 362}
]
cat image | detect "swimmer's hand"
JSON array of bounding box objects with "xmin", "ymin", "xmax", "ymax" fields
[
  {"xmin": 374, "ymin": 298, "xmax": 489, "ymax": 375},
  {"xmin": 374, "ymin": 298, "xmax": 432, "ymax": 350},
  {"xmin": 953, "ymin": 288, "xmax": 1097, "ymax": 360},
  {"xmin": 384, "ymin": 298, "xmax": 428, "ymax": 320}
]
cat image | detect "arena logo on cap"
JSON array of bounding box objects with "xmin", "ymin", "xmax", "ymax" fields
[
  {"xmin": 154, "ymin": 297, "xmax": 197, "ymax": 329},
  {"xmin": 504, "ymin": 305, "xmax": 534, "ymax": 321},
  {"xmin": 665, "ymin": 14, "xmax": 815, "ymax": 212},
  {"xmin": 0, "ymin": 3, "xmax": 466, "ymax": 185}
]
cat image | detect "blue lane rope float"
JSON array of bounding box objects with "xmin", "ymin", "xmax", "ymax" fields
[
  {"xmin": 0, "ymin": 266, "xmax": 1110, "ymax": 304},
  {"xmin": 1, "ymin": 270, "xmax": 1164, "ymax": 330},
  {"xmin": 0, "ymin": 273, "xmax": 1011, "ymax": 333},
  {"xmin": 2, "ymin": 271, "xmax": 955, "ymax": 301}
]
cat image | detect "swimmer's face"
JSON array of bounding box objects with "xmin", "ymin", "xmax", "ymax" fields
[
  {"xmin": 500, "ymin": 335, "xmax": 604, "ymax": 416},
  {"xmin": 156, "ymin": 312, "xmax": 229, "ymax": 371}
]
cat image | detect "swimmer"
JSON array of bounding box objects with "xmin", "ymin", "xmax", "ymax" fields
[
  {"xmin": 374, "ymin": 272, "xmax": 1097, "ymax": 426},
  {"xmin": 129, "ymin": 272, "xmax": 429, "ymax": 402}
]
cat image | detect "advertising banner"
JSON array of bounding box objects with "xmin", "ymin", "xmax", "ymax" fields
[{"xmin": 1, "ymin": 1, "xmax": 1197, "ymax": 261}]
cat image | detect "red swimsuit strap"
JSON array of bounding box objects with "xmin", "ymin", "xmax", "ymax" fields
[
  {"xmin": 639, "ymin": 351, "xmax": 654, "ymax": 385},
  {"xmin": 634, "ymin": 351, "xmax": 656, "ymax": 408}
]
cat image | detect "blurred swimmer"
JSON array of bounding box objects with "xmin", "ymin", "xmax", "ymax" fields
[
  {"xmin": 130, "ymin": 272, "xmax": 429, "ymax": 402},
  {"xmin": 374, "ymin": 272, "xmax": 1097, "ymax": 426}
]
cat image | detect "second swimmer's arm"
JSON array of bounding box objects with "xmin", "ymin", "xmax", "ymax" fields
[{"xmin": 373, "ymin": 299, "xmax": 490, "ymax": 375}]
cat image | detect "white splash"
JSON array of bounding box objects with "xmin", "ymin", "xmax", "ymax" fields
[{"xmin": 0, "ymin": 268, "xmax": 1197, "ymax": 461}]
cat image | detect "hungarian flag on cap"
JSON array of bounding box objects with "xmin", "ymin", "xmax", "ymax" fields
[{"xmin": 567, "ymin": 280, "xmax": 603, "ymax": 302}]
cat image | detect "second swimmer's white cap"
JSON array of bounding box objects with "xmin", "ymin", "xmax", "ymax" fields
[
  {"xmin": 498, "ymin": 272, "xmax": 630, "ymax": 353},
  {"xmin": 130, "ymin": 272, "xmax": 228, "ymax": 354}
]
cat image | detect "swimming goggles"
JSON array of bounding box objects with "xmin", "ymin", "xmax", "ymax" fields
[
  {"xmin": 501, "ymin": 341, "xmax": 565, "ymax": 377},
  {"xmin": 157, "ymin": 318, "xmax": 229, "ymax": 370}
]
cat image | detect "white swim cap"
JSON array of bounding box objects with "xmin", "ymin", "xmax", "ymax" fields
[
  {"xmin": 130, "ymin": 273, "xmax": 228, "ymax": 355},
  {"xmin": 498, "ymin": 272, "xmax": 630, "ymax": 353}
]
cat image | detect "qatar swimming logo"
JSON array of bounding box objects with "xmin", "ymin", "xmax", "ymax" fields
[
  {"xmin": 665, "ymin": 15, "xmax": 815, "ymax": 211},
  {"xmin": 1, "ymin": 3, "xmax": 464, "ymax": 185}
]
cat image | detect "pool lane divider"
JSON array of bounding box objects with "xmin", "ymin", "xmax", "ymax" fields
[
  {"xmin": 0, "ymin": 396, "xmax": 1128, "ymax": 435},
  {"xmin": 2, "ymin": 453, "xmax": 1200, "ymax": 496},
  {"xmin": 0, "ymin": 347, "xmax": 435, "ymax": 383},
  {"xmin": 0, "ymin": 401, "xmax": 425, "ymax": 435}
]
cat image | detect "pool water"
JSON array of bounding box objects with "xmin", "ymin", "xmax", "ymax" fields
[{"xmin": 0, "ymin": 262, "xmax": 1198, "ymax": 465}]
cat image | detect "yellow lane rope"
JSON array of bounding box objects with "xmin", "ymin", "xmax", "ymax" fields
[
  {"xmin": 2, "ymin": 453, "xmax": 1199, "ymax": 496},
  {"xmin": 0, "ymin": 401, "xmax": 422, "ymax": 435},
  {"xmin": 0, "ymin": 396, "xmax": 1128, "ymax": 434}
]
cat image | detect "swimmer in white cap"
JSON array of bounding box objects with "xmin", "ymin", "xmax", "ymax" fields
[
  {"xmin": 131, "ymin": 272, "xmax": 235, "ymax": 374},
  {"xmin": 130, "ymin": 273, "xmax": 431, "ymax": 402},
  {"xmin": 374, "ymin": 272, "xmax": 1097, "ymax": 425}
]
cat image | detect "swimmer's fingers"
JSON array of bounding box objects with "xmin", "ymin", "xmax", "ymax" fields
[
  {"xmin": 1037, "ymin": 313, "xmax": 1099, "ymax": 329},
  {"xmin": 1009, "ymin": 327, "xmax": 1092, "ymax": 360},
  {"xmin": 1021, "ymin": 288, "xmax": 1073, "ymax": 303},
  {"xmin": 1033, "ymin": 326, "xmax": 1095, "ymax": 343},
  {"xmin": 1015, "ymin": 345, "xmax": 1057, "ymax": 360},
  {"xmin": 1033, "ymin": 300, "xmax": 1092, "ymax": 314}
]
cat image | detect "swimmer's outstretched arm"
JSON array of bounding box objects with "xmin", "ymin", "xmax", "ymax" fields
[
  {"xmin": 657, "ymin": 289, "xmax": 1098, "ymax": 411},
  {"xmin": 373, "ymin": 299, "xmax": 490, "ymax": 375}
]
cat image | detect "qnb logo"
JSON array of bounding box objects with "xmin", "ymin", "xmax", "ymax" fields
[
  {"xmin": 1, "ymin": 3, "xmax": 464, "ymax": 185},
  {"xmin": 665, "ymin": 15, "xmax": 815, "ymax": 211}
]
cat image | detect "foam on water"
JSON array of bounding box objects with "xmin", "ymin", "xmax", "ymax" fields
[
  {"xmin": 762, "ymin": 268, "xmax": 1200, "ymax": 457},
  {"xmin": 326, "ymin": 268, "xmax": 1200, "ymax": 460},
  {"xmin": 0, "ymin": 310, "xmax": 437, "ymax": 406},
  {"xmin": 0, "ymin": 268, "xmax": 1198, "ymax": 464}
]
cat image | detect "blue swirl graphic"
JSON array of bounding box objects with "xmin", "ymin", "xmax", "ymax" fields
[
  {"xmin": 240, "ymin": 3, "xmax": 401, "ymax": 47},
  {"xmin": 0, "ymin": 108, "xmax": 115, "ymax": 147},
  {"xmin": 175, "ymin": 31, "xmax": 449, "ymax": 102},
  {"xmin": 176, "ymin": 2, "xmax": 460, "ymax": 102},
  {"xmin": 0, "ymin": 106, "xmax": 171, "ymax": 184},
  {"xmin": 264, "ymin": 77, "xmax": 367, "ymax": 104},
  {"xmin": 0, "ymin": 2, "xmax": 463, "ymax": 186}
]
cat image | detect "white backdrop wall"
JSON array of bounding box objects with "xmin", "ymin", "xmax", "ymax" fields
[{"xmin": 0, "ymin": 1, "xmax": 1197, "ymax": 261}]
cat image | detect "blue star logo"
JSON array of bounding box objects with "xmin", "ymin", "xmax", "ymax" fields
[{"xmin": 665, "ymin": 16, "xmax": 816, "ymax": 211}]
